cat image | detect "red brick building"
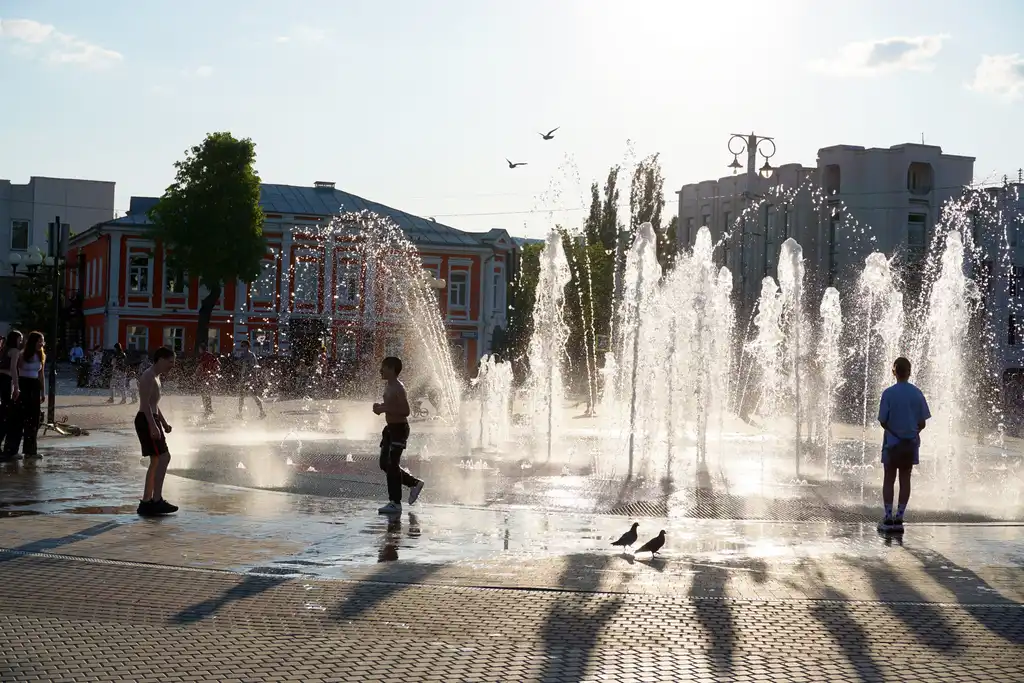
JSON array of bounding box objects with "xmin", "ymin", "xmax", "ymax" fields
[{"xmin": 65, "ymin": 182, "xmax": 518, "ymax": 375}]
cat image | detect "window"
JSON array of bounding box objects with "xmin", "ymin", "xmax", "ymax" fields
[
  {"xmin": 1011, "ymin": 266, "xmax": 1024, "ymax": 298},
  {"xmin": 907, "ymin": 162, "xmax": 934, "ymax": 195},
  {"xmin": 829, "ymin": 207, "xmax": 841, "ymax": 284},
  {"xmin": 492, "ymin": 267, "xmax": 505, "ymax": 312},
  {"xmin": 86, "ymin": 261, "xmax": 93, "ymax": 297},
  {"xmin": 907, "ymin": 214, "xmax": 927, "ymax": 263},
  {"xmin": 702, "ymin": 213, "xmax": 711, "ymax": 228},
  {"xmin": 781, "ymin": 207, "xmax": 790, "ymax": 241},
  {"xmin": 207, "ymin": 327, "xmax": 220, "ymax": 354},
  {"xmin": 449, "ymin": 270, "xmax": 468, "ymax": 308},
  {"xmin": 126, "ymin": 325, "xmax": 149, "ymax": 352},
  {"xmin": 253, "ymin": 258, "xmax": 277, "ymax": 300},
  {"xmin": 294, "ymin": 260, "xmax": 319, "ymax": 304},
  {"xmin": 1010, "ymin": 314, "xmax": 1019, "ymax": 347},
  {"xmin": 723, "ymin": 211, "xmax": 732, "ymax": 234},
  {"xmin": 336, "ymin": 261, "xmax": 359, "ymax": 304},
  {"xmin": 10, "ymin": 220, "xmax": 29, "ymax": 251},
  {"xmin": 165, "ymin": 265, "xmax": 187, "ymax": 294},
  {"xmin": 128, "ymin": 254, "xmax": 150, "ymax": 293},
  {"xmin": 163, "ymin": 327, "xmax": 185, "ymax": 354},
  {"xmin": 766, "ymin": 208, "xmax": 778, "ymax": 275},
  {"xmin": 685, "ymin": 217, "xmax": 694, "ymax": 245}
]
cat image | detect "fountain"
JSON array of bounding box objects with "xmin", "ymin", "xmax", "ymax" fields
[
  {"xmin": 525, "ymin": 230, "xmax": 572, "ymax": 461},
  {"xmin": 817, "ymin": 287, "xmax": 843, "ymax": 480}
]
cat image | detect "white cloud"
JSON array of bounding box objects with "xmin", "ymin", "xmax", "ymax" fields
[
  {"xmin": 0, "ymin": 17, "xmax": 122, "ymax": 67},
  {"xmin": 968, "ymin": 54, "xmax": 1024, "ymax": 102},
  {"xmin": 810, "ymin": 34, "xmax": 948, "ymax": 76},
  {"xmin": 194, "ymin": 65, "xmax": 213, "ymax": 78},
  {"xmin": 274, "ymin": 25, "xmax": 328, "ymax": 45}
]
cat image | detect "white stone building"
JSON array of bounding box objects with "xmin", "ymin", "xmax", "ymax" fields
[{"xmin": 0, "ymin": 176, "xmax": 116, "ymax": 335}]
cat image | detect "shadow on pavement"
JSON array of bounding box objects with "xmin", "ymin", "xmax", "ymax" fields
[
  {"xmin": 0, "ymin": 519, "xmax": 121, "ymax": 564},
  {"xmin": 540, "ymin": 553, "xmax": 622, "ymax": 682},
  {"xmin": 848, "ymin": 557, "xmax": 964, "ymax": 653},
  {"xmin": 690, "ymin": 563, "xmax": 736, "ymax": 679},
  {"xmin": 903, "ymin": 546, "xmax": 1024, "ymax": 645},
  {"xmin": 170, "ymin": 574, "xmax": 288, "ymax": 625}
]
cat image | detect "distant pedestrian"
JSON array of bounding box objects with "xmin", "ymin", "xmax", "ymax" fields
[
  {"xmin": 195, "ymin": 342, "xmax": 220, "ymax": 417},
  {"xmin": 878, "ymin": 357, "xmax": 931, "ymax": 533},
  {"xmin": 0, "ymin": 330, "xmax": 24, "ymax": 460},
  {"xmin": 3, "ymin": 331, "xmax": 46, "ymax": 461},
  {"xmin": 136, "ymin": 347, "xmax": 178, "ymax": 516},
  {"xmin": 69, "ymin": 343, "xmax": 84, "ymax": 364},
  {"xmin": 236, "ymin": 340, "xmax": 265, "ymax": 419},
  {"xmin": 108, "ymin": 342, "xmax": 127, "ymax": 404},
  {"xmin": 374, "ymin": 356, "xmax": 424, "ymax": 515}
]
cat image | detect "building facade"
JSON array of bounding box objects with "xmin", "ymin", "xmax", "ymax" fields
[
  {"xmin": 64, "ymin": 182, "xmax": 517, "ymax": 376},
  {"xmin": 0, "ymin": 176, "xmax": 116, "ymax": 335},
  {"xmin": 677, "ymin": 142, "xmax": 976, "ymax": 305}
]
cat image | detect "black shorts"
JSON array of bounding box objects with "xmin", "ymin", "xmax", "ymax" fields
[
  {"xmin": 380, "ymin": 423, "xmax": 410, "ymax": 455},
  {"xmin": 134, "ymin": 412, "xmax": 169, "ymax": 457}
]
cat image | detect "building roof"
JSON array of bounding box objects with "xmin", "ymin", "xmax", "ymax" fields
[{"xmin": 101, "ymin": 183, "xmax": 492, "ymax": 249}]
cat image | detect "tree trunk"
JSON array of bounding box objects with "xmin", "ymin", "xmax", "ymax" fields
[{"xmin": 195, "ymin": 282, "xmax": 221, "ymax": 354}]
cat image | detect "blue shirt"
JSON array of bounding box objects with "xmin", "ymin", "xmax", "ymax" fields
[{"xmin": 878, "ymin": 380, "xmax": 931, "ymax": 464}]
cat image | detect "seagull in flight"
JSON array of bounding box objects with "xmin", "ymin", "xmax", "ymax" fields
[
  {"xmin": 506, "ymin": 158, "xmax": 528, "ymax": 169},
  {"xmin": 539, "ymin": 127, "xmax": 560, "ymax": 140}
]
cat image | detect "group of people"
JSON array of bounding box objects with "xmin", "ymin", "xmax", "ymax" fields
[{"xmin": 0, "ymin": 329, "xmax": 47, "ymax": 462}]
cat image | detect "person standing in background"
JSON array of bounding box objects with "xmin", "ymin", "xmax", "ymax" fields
[
  {"xmin": 195, "ymin": 342, "xmax": 220, "ymax": 417},
  {"xmin": 108, "ymin": 342, "xmax": 128, "ymax": 404},
  {"xmin": 0, "ymin": 330, "xmax": 24, "ymax": 460},
  {"xmin": 3, "ymin": 331, "xmax": 46, "ymax": 461},
  {"xmin": 236, "ymin": 340, "xmax": 266, "ymax": 419}
]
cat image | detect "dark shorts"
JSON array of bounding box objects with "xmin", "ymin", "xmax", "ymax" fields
[
  {"xmin": 380, "ymin": 423, "xmax": 410, "ymax": 456},
  {"xmin": 134, "ymin": 412, "xmax": 169, "ymax": 457}
]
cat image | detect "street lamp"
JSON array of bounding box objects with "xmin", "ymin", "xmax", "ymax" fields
[{"xmin": 728, "ymin": 132, "xmax": 776, "ymax": 180}]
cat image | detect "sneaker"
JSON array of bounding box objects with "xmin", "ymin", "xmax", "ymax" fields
[
  {"xmin": 378, "ymin": 501, "xmax": 402, "ymax": 515},
  {"xmin": 409, "ymin": 480, "xmax": 425, "ymax": 505},
  {"xmin": 877, "ymin": 516, "xmax": 894, "ymax": 532},
  {"xmin": 154, "ymin": 499, "xmax": 179, "ymax": 514},
  {"xmin": 891, "ymin": 516, "xmax": 905, "ymax": 532},
  {"xmin": 137, "ymin": 500, "xmax": 158, "ymax": 517}
]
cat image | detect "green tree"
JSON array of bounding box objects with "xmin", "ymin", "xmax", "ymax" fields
[
  {"xmin": 629, "ymin": 152, "xmax": 666, "ymax": 236},
  {"xmin": 503, "ymin": 242, "xmax": 542, "ymax": 379},
  {"xmin": 584, "ymin": 182, "xmax": 602, "ymax": 248},
  {"xmin": 150, "ymin": 132, "xmax": 266, "ymax": 353},
  {"xmin": 13, "ymin": 273, "xmax": 54, "ymax": 338},
  {"xmin": 599, "ymin": 166, "xmax": 621, "ymax": 251},
  {"xmin": 658, "ymin": 215, "xmax": 679, "ymax": 272}
]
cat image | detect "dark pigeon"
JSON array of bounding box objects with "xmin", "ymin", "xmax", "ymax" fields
[
  {"xmin": 611, "ymin": 522, "xmax": 640, "ymax": 548},
  {"xmin": 636, "ymin": 530, "xmax": 666, "ymax": 556}
]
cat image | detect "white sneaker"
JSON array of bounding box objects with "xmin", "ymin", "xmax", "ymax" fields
[
  {"xmin": 409, "ymin": 480, "xmax": 425, "ymax": 505},
  {"xmin": 378, "ymin": 501, "xmax": 402, "ymax": 515}
]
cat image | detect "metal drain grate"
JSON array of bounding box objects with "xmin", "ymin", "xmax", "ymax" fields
[{"xmin": 607, "ymin": 500, "xmax": 670, "ymax": 518}]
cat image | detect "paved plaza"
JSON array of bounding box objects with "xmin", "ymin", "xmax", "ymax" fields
[{"xmin": 0, "ymin": 388, "xmax": 1022, "ymax": 681}]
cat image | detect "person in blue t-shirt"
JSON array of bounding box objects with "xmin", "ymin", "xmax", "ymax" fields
[{"xmin": 877, "ymin": 357, "xmax": 931, "ymax": 533}]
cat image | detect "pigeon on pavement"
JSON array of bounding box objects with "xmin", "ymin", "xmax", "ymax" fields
[
  {"xmin": 636, "ymin": 530, "xmax": 666, "ymax": 556},
  {"xmin": 611, "ymin": 522, "xmax": 640, "ymax": 548}
]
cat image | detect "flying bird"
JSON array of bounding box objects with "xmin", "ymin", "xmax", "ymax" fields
[
  {"xmin": 611, "ymin": 522, "xmax": 640, "ymax": 549},
  {"xmin": 539, "ymin": 127, "xmax": 560, "ymax": 140},
  {"xmin": 636, "ymin": 530, "xmax": 666, "ymax": 557},
  {"xmin": 506, "ymin": 158, "xmax": 528, "ymax": 169}
]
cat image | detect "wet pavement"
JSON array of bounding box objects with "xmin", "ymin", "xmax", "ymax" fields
[{"xmin": 2, "ymin": 413, "xmax": 1023, "ymax": 681}]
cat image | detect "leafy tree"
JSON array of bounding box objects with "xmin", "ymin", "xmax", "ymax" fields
[
  {"xmin": 599, "ymin": 166, "xmax": 621, "ymax": 251},
  {"xmin": 584, "ymin": 182, "xmax": 602, "ymax": 248},
  {"xmin": 629, "ymin": 153, "xmax": 666, "ymax": 236},
  {"xmin": 503, "ymin": 242, "xmax": 542, "ymax": 380},
  {"xmin": 13, "ymin": 273, "xmax": 54, "ymax": 339},
  {"xmin": 150, "ymin": 132, "xmax": 266, "ymax": 353},
  {"xmin": 658, "ymin": 215, "xmax": 679, "ymax": 272}
]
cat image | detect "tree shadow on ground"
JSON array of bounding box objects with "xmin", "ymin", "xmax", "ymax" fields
[
  {"xmin": 789, "ymin": 561, "xmax": 887, "ymax": 683},
  {"xmin": 539, "ymin": 552, "xmax": 623, "ymax": 681},
  {"xmin": 170, "ymin": 574, "xmax": 288, "ymax": 625},
  {"xmin": 689, "ymin": 562, "xmax": 736, "ymax": 679},
  {"xmin": 845, "ymin": 556, "xmax": 964, "ymax": 652},
  {"xmin": 903, "ymin": 546, "xmax": 1024, "ymax": 645},
  {"xmin": 0, "ymin": 519, "xmax": 120, "ymax": 564}
]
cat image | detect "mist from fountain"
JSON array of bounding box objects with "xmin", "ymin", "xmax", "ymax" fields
[
  {"xmin": 474, "ymin": 353, "xmax": 513, "ymax": 451},
  {"xmin": 817, "ymin": 287, "xmax": 843, "ymax": 481}
]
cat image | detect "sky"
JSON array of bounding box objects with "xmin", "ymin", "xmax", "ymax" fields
[{"xmin": 1, "ymin": 0, "xmax": 1023, "ymax": 238}]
